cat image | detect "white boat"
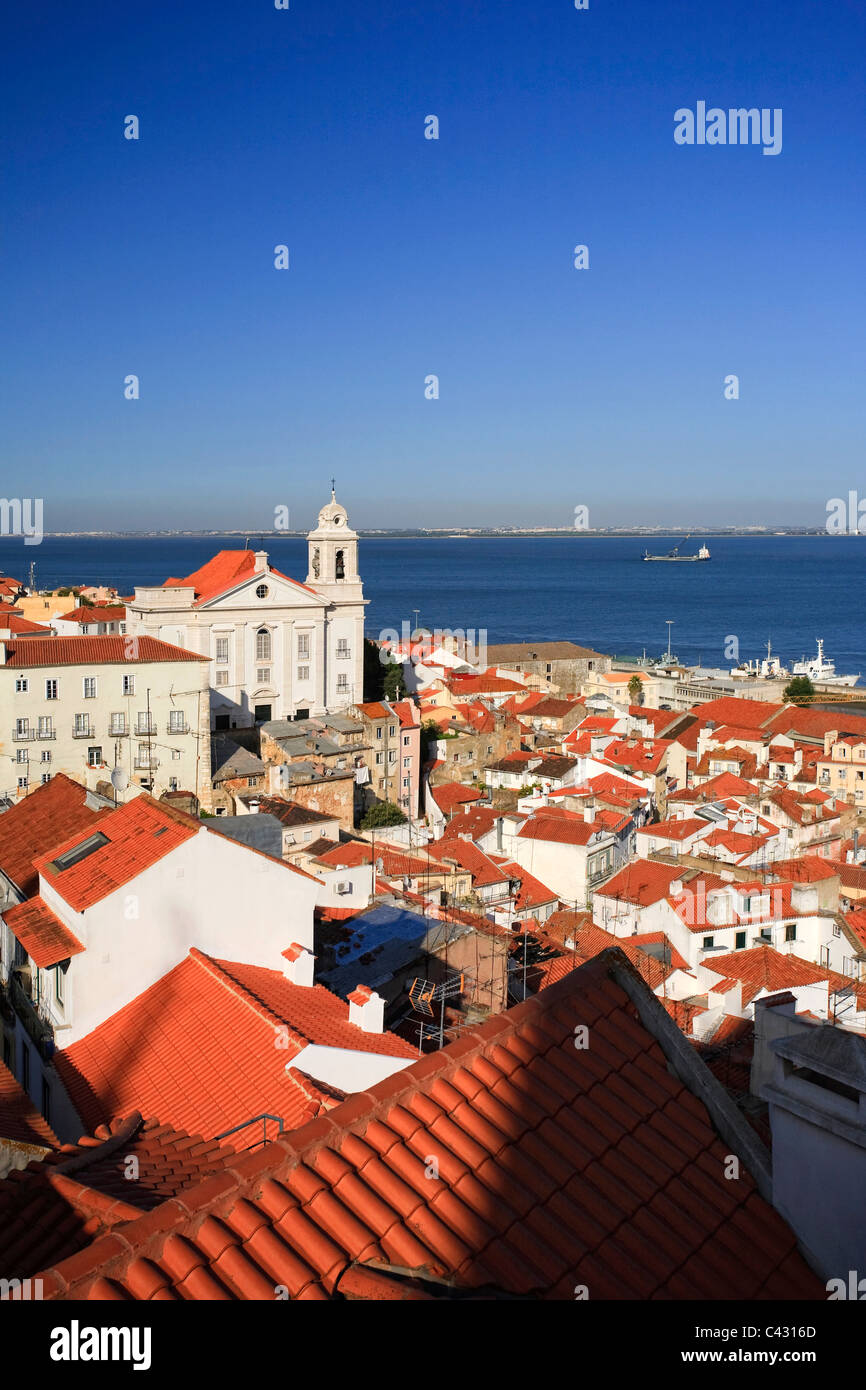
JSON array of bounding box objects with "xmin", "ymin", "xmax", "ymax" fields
[
  {"xmin": 731, "ymin": 640, "xmax": 789, "ymax": 681},
  {"xmin": 791, "ymin": 639, "xmax": 859, "ymax": 687}
]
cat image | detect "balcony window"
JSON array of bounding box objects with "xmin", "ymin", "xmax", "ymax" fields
[
  {"xmin": 109, "ymin": 714, "xmax": 126, "ymax": 736},
  {"xmin": 168, "ymin": 710, "xmax": 186, "ymax": 733}
]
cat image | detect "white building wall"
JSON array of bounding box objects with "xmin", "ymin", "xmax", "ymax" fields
[{"xmin": 36, "ymin": 828, "xmax": 319, "ymax": 1046}]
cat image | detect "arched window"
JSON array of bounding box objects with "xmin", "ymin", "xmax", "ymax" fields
[
  {"xmin": 256, "ymin": 627, "xmax": 271, "ymax": 661},
  {"xmin": 335, "ymin": 549, "xmax": 345, "ymax": 580},
  {"xmin": 311, "ymin": 548, "xmax": 320, "ymax": 579}
]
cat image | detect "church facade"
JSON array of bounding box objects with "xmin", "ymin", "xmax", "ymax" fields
[{"xmin": 126, "ymin": 490, "xmax": 367, "ymax": 730}]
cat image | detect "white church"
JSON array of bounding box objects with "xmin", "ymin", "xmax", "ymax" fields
[{"xmin": 126, "ymin": 489, "xmax": 367, "ymax": 729}]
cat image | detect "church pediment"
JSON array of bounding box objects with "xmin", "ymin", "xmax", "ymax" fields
[{"xmin": 200, "ymin": 571, "xmax": 325, "ymax": 612}]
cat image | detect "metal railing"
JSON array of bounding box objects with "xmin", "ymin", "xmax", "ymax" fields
[
  {"xmin": 12, "ymin": 727, "xmax": 34, "ymax": 742},
  {"xmin": 71, "ymin": 725, "xmax": 94, "ymax": 739},
  {"xmin": 213, "ymin": 1113, "xmax": 285, "ymax": 1151},
  {"xmin": 36, "ymin": 728, "xmax": 56, "ymax": 740},
  {"xmin": 166, "ymin": 721, "xmax": 189, "ymax": 735},
  {"xmin": 109, "ymin": 723, "xmax": 128, "ymax": 737}
]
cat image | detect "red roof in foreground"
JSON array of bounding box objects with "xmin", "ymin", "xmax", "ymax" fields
[
  {"xmin": 35, "ymin": 950, "xmax": 821, "ymax": 1301},
  {"xmin": 0, "ymin": 1112, "xmax": 237, "ymax": 1281},
  {"xmin": 0, "ymin": 774, "xmax": 107, "ymax": 898},
  {"xmin": 2, "ymin": 896, "xmax": 84, "ymax": 968},
  {"xmin": 55, "ymin": 948, "xmax": 414, "ymax": 1140},
  {"xmin": 3, "ymin": 635, "xmax": 208, "ymax": 666}
]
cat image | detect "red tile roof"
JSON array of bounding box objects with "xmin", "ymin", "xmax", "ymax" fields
[
  {"xmin": 163, "ymin": 550, "xmax": 318, "ymax": 604},
  {"xmin": 517, "ymin": 813, "xmax": 602, "ymax": 847},
  {"xmin": 595, "ymin": 860, "xmax": 686, "ymax": 907},
  {"xmin": 702, "ymin": 944, "xmax": 856, "ymax": 1008},
  {"xmin": 0, "ymin": 774, "xmax": 108, "ymax": 898},
  {"xmin": 3, "ymin": 896, "xmax": 84, "ymax": 967},
  {"xmin": 692, "ymin": 698, "xmax": 783, "ymax": 730},
  {"xmin": 430, "ymin": 782, "xmax": 486, "ymax": 815},
  {"xmin": 636, "ymin": 816, "xmax": 710, "ymax": 843},
  {"xmin": 3, "ymin": 613, "xmax": 52, "ymax": 634},
  {"xmin": 0, "ymin": 1112, "xmax": 237, "ymax": 1280},
  {"xmin": 35, "ymin": 794, "xmax": 199, "ymax": 911},
  {"xmin": 35, "ymin": 951, "xmax": 821, "ymax": 1300},
  {"xmin": 55, "ymin": 949, "xmax": 414, "ymax": 1140},
  {"xmin": 0, "ymin": 1059, "xmax": 59, "ymax": 1151},
  {"xmin": 4, "ymin": 635, "xmax": 208, "ymax": 666},
  {"xmin": 63, "ymin": 605, "xmax": 127, "ymax": 624}
]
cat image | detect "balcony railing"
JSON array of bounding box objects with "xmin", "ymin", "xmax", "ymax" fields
[
  {"xmin": 109, "ymin": 723, "xmax": 128, "ymax": 737},
  {"xmin": 134, "ymin": 755, "xmax": 159, "ymax": 770},
  {"xmin": 166, "ymin": 721, "xmax": 189, "ymax": 735},
  {"xmin": 71, "ymin": 725, "xmax": 94, "ymax": 739},
  {"xmin": 135, "ymin": 724, "xmax": 157, "ymax": 738},
  {"xmin": 36, "ymin": 728, "xmax": 56, "ymax": 740},
  {"xmin": 8, "ymin": 973, "xmax": 55, "ymax": 1058},
  {"xmin": 12, "ymin": 727, "xmax": 34, "ymax": 742}
]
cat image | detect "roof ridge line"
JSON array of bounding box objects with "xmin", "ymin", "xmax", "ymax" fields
[{"xmin": 187, "ymin": 948, "xmax": 310, "ymax": 1051}]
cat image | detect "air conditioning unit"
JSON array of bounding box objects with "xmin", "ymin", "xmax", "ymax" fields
[{"xmin": 335, "ymin": 881, "xmax": 352, "ymax": 895}]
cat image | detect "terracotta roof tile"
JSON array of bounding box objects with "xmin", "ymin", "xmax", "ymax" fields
[
  {"xmin": 0, "ymin": 774, "xmax": 107, "ymax": 898},
  {"xmin": 4, "ymin": 635, "xmax": 208, "ymax": 666},
  {"xmin": 35, "ymin": 951, "xmax": 821, "ymax": 1301},
  {"xmin": 2, "ymin": 896, "xmax": 84, "ymax": 967}
]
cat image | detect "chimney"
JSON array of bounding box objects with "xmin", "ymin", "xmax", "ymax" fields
[
  {"xmin": 281, "ymin": 942, "xmax": 315, "ymax": 987},
  {"xmin": 670, "ymin": 879, "xmax": 683, "ymax": 896},
  {"xmin": 348, "ymin": 984, "xmax": 385, "ymax": 1033},
  {"xmin": 254, "ymin": 549, "xmax": 268, "ymax": 574},
  {"xmin": 583, "ymin": 799, "xmax": 596, "ymax": 824}
]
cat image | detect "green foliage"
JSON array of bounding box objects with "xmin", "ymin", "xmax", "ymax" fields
[
  {"xmin": 783, "ymin": 675, "xmax": 815, "ymax": 706},
  {"xmin": 627, "ymin": 675, "xmax": 643, "ymax": 703},
  {"xmin": 383, "ymin": 662, "xmax": 407, "ymax": 701},
  {"xmin": 361, "ymin": 800, "xmax": 407, "ymax": 829},
  {"xmin": 363, "ymin": 638, "xmax": 386, "ymax": 701},
  {"xmin": 510, "ymin": 932, "xmax": 559, "ymax": 968}
]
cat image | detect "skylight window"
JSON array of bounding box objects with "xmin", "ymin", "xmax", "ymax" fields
[{"xmin": 50, "ymin": 831, "xmax": 110, "ymax": 873}]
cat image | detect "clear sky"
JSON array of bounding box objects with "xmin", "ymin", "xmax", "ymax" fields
[{"xmin": 3, "ymin": 0, "xmax": 864, "ymax": 532}]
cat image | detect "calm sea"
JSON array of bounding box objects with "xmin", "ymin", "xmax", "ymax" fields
[{"xmin": 2, "ymin": 535, "xmax": 864, "ymax": 676}]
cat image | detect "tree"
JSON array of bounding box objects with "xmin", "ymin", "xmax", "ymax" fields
[
  {"xmin": 783, "ymin": 675, "xmax": 815, "ymax": 706},
  {"xmin": 420, "ymin": 718, "xmax": 443, "ymax": 762},
  {"xmin": 361, "ymin": 800, "xmax": 407, "ymax": 829},
  {"xmin": 510, "ymin": 932, "xmax": 559, "ymax": 969},
  {"xmin": 628, "ymin": 675, "xmax": 643, "ymax": 705},
  {"xmin": 363, "ymin": 638, "xmax": 386, "ymax": 701},
  {"xmin": 383, "ymin": 662, "xmax": 407, "ymax": 701}
]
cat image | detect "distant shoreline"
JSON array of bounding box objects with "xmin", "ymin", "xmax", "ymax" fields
[{"xmin": 0, "ymin": 530, "xmax": 859, "ymax": 542}]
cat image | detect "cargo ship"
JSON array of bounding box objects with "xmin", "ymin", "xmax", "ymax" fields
[{"xmin": 642, "ymin": 538, "xmax": 710, "ymax": 562}]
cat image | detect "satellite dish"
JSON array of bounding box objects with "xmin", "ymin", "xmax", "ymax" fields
[{"xmin": 111, "ymin": 767, "xmax": 129, "ymax": 791}]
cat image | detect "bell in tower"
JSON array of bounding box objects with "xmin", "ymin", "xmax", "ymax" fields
[{"xmin": 306, "ymin": 484, "xmax": 362, "ymax": 597}]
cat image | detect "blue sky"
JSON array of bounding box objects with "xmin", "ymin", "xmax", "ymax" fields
[{"xmin": 2, "ymin": 0, "xmax": 864, "ymax": 531}]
